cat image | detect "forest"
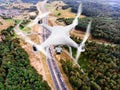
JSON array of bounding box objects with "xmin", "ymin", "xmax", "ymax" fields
[
  {"xmin": 62, "ymin": 0, "xmax": 120, "ymax": 20},
  {"xmin": 57, "ymin": 17, "xmax": 120, "ymax": 44},
  {"xmin": 61, "ymin": 37, "xmax": 120, "ymax": 90},
  {"xmin": 0, "ymin": 26, "xmax": 51, "ymax": 90}
]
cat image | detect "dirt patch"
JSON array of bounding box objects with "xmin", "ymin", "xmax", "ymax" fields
[{"xmin": 0, "ymin": 18, "xmax": 15, "ymax": 31}]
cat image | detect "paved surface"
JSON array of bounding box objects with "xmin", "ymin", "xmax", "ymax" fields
[{"xmin": 41, "ymin": 6, "xmax": 67, "ymax": 90}]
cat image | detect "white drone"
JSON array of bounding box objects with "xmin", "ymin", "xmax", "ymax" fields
[
  {"xmin": 14, "ymin": 1, "xmax": 92, "ymax": 66},
  {"xmin": 36, "ymin": 3, "xmax": 92, "ymax": 64}
]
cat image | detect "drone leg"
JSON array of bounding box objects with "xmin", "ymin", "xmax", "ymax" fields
[
  {"xmin": 76, "ymin": 47, "xmax": 82, "ymax": 63},
  {"xmin": 65, "ymin": 38, "xmax": 85, "ymax": 74},
  {"xmin": 76, "ymin": 44, "xmax": 85, "ymax": 63},
  {"xmin": 76, "ymin": 62, "xmax": 85, "ymax": 74},
  {"xmin": 68, "ymin": 46, "xmax": 72, "ymax": 57}
]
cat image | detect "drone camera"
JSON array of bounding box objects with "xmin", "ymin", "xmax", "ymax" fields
[
  {"xmin": 56, "ymin": 52, "xmax": 61, "ymax": 54},
  {"xmin": 54, "ymin": 46, "xmax": 63, "ymax": 55}
]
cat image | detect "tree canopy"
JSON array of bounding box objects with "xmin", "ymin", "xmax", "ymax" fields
[
  {"xmin": 61, "ymin": 37, "xmax": 120, "ymax": 90},
  {"xmin": 57, "ymin": 17, "xmax": 120, "ymax": 44},
  {"xmin": 0, "ymin": 27, "xmax": 51, "ymax": 90}
]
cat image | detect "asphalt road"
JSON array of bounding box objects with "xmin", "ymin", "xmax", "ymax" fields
[{"xmin": 41, "ymin": 5, "xmax": 67, "ymax": 90}]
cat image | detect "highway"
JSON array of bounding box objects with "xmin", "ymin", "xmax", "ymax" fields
[
  {"xmin": 13, "ymin": 1, "xmax": 69, "ymax": 89},
  {"xmin": 43, "ymin": 15, "xmax": 67, "ymax": 90},
  {"xmin": 40, "ymin": 2, "xmax": 67, "ymax": 90},
  {"xmin": 48, "ymin": 47, "xmax": 67, "ymax": 90}
]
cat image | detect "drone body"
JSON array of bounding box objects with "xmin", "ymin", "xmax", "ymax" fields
[
  {"xmin": 39, "ymin": 24, "xmax": 80, "ymax": 48},
  {"xmin": 14, "ymin": 1, "xmax": 92, "ymax": 66}
]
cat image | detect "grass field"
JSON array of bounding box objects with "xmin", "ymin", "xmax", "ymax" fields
[
  {"xmin": 47, "ymin": 1, "xmax": 86, "ymax": 18},
  {"xmin": 5, "ymin": 19, "xmax": 14, "ymax": 22},
  {"xmin": 52, "ymin": 8, "xmax": 85, "ymax": 18},
  {"xmin": 0, "ymin": 21, "xmax": 3, "ymax": 25},
  {"xmin": 0, "ymin": 18, "xmax": 15, "ymax": 31},
  {"xmin": 15, "ymin": 19, "xmax": 22, "ymax": 24}
]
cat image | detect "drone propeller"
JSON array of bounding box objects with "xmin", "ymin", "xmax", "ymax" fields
[
  {"xmin": 26, "ymin": 11, "xmax": 50, "ymax": 28},
  {"xmin": 75, "ymin": 20, "xmax": 92, "ymax": 62},
  {"xmin": 68, "ymin": 46, "xmax": 72, "ymax": 57},
  {"xmin": 76, "ymin": 3, "xmax": 82, "ymax": 18},
  {"xmin": 14, "ymin": 21, "xmax": 47, "ymax": 56},
  {"xmin": 70, "ymin": 3, "xmax": 82, "ymax": 32},
  {"xmin": 81, "ymin": 20, "xmax": 92, "ymax": 44}
]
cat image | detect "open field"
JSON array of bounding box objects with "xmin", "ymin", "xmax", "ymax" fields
[
  {"xmin": 52, "ymin": 8, "xmax": 85, "ymax": 18},
  {"xmin": 47, "ymin": 1, "xmax": 86, "ymax": 18},
  {"xmin": 0, "ymin": 18, "xmax": 15, "ymax": 31}
]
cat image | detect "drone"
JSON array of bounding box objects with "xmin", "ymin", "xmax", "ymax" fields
[
  {"xmin": 36, "ymin": 3, "xmax": 92, "ymax": 64},
  {"xmin": 14, "ymin": 1, "xmax": 92, "ymax": 66}
]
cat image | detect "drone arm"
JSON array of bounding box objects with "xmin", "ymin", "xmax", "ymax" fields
[
  {"xmin": 40, "ymin": 23, "xmax": 52, "ymax": 32},
  {"xmin": 72, "ymin": 18, "xmax": 78, "ymax": 27}
]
